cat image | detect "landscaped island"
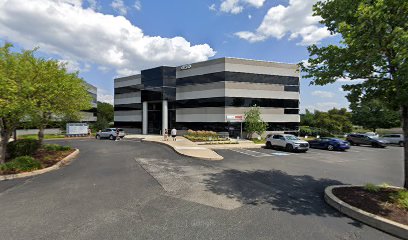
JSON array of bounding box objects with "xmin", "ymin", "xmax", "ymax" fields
[{"xmin": 0, "ymin": 139, "xmax": 74, "ymax": 175}]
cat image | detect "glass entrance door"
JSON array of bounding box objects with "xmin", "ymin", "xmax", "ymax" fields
[{"xmin": 147, "ymin": 102, "xmax": 162, "ymax": 134}]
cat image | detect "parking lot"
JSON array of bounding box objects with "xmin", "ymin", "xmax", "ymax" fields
[
  {"xmin": 0, "ymin": 139, "xmax": 403, "ymax": 240},
  {"xmin": 213, "ymin": 145, "xmax": 404, "ymax": 187}
]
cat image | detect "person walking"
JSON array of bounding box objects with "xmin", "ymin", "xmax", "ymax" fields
[
  {"xmin": 163, "ymin": 129, "xmax": 168, "ymax": 141},
  {"xmin": 115, "ymin": 128, "xmax": 121, "ymax": 141},
  {"xmin": 171, "ymin": 127, "xmax": 177, "ymax": 141}
]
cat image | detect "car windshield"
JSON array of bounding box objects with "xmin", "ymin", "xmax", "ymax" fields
[{"xmin": 285, "ymin": 135, "xmax": 299, "ymax": 141}]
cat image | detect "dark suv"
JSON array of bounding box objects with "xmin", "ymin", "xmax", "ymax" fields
[{"xmin": 346, "ymin": 134, "xmax": 388, "ymax": 148}]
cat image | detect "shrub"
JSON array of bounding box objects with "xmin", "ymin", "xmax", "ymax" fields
[
  {"xmin": 7, "ymin": 139, "xmax": 40, "ymax": 159},
  {"xmin": 363, "ymin": 183, "xmax": 381, "ymax": 192},
  {"xmin": 0, "ymin": 156, "xmax": 42, "ymax": 173},
  {"xmin": 391, "ymin": 190, "xmax": 408, "ymax": 210},
  {"xmin": 43, "ymin": 144, "xmax": 72, "ymax": 151},
  {"xmin": 185, "ymin": 130, "xmax": 219, "ymax": 140}
]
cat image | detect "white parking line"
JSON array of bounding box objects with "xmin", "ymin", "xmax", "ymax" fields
[{"xmin": 229, "ymin": 149, "xmax": 274, "ymax": 158}]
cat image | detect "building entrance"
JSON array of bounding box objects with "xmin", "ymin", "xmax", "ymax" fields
[{"xmin": 147, "ymin": 102, "xmax": 162, "ymax": 134}]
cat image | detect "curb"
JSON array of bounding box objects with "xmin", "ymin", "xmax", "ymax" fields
[
  {"xmin": 141, "ymin": 139, "xmax": 223, "ymax": 161},
  {"xmin": 324, "ymin": 185, "xmax": 408, "ymax": 240},
  {"xmin": 0, "ymin": 149, "xmax": 79, "ymax": 181}
]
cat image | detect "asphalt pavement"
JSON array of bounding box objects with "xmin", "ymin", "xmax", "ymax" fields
[{"xmin": 0, "ymin": 139, "xmax": 403, "ymax": 240}]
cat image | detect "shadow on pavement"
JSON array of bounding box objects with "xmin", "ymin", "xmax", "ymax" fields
[{"xmin": 203, "ymin": 169, "xmax": 344, "ymax": 217}]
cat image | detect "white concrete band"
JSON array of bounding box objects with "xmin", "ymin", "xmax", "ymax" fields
[
  {"xmin": 142, "ymin": 102, "xmax": 148, "ymax": 135},
  {"xmin": 162, "ymin": 100, "xmax": 168, "ymax": 135}
]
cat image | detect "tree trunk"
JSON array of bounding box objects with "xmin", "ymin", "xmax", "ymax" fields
[
  {"xmin": 402, "ymin": 105, "xmax": 408, "ymax": 189},
  {"xmin": 38, "ymin": 126, "xmax": 45, "ymax": 146},
  {"xmin": 0, "ymin": 129, "xmax": 10, "ymax": 164}
]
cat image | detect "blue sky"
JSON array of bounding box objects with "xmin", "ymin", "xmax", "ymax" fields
[{"xmin": 0, "ymin": 0, "xmax": 351, "ymax": 112}]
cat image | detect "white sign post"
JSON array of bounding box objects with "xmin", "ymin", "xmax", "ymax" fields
[{"xmin": 225, "ymin": 115, "xmax": 244, "ymax": 139}]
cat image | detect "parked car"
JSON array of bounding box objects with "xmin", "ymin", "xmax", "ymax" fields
[
  {"xmin": 380, "ymin": 134, "xmax": 404, "ymax": 147},
  {"xmin": 365, "ymin": 132, "xmax": 379, "ymax": 138},
  {"xmin": 266, "ymin": 134, "xmax": 309, "ymax": 152},
  {"xmin": 346, "ymin": 134, "xmax": 388, "ymax": 148},
  {"xmin": 95, "ymin": 128, "xmax": 126, "ymax": 140},
  {"xmin": 308, "ymin": 137, "xmax": 350, "ymax": 151}
]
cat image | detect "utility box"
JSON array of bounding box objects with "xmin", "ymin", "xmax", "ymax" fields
[{"xmin": 66, "ymin": 123, "xmax": 89, "ymax": 137}]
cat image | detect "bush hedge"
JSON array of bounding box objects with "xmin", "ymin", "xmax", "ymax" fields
[
  {"xmin": 43, "ymin": 144, "xmax": 72, "ymax": 151},
  {"xmin": 7, "ymin": 139, "xmax": 40, "ymax": 159},
  {"xmin": 0, "ymin": 156, "xmax": 42, "ymax": 173}
]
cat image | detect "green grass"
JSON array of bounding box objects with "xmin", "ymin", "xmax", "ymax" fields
[
  {"xmin": 18, "ymin": 134, "xmax": 66, "ymax": 140},
  {"xmin": 391, "ymin": 190, "xmax": 408, "ymax": 210},
  {"xmin": 251, "ymin": 138, "xmax": 266, "ymax": 144},
  {"xmin": 363, "ymin": 183, "xmax": 382, "ymax": 193},
  {"xmin": 0, "ymin": 156, "xmax": 42, "ymax": 174}
]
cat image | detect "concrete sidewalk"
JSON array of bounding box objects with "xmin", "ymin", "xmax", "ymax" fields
[{"xmin": 125, "ymin": 134, "xmax": 223, "ymax": 161}]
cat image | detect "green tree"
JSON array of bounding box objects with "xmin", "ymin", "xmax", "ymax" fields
[
  {"xmin": 97, "ymin": 102, "xmax": 114, "ymax": 123},
  {"xmin": 350, "ymin": 98, "xmax": 401, "ymax": 132},
  {"xmin": 301, "ymin": 0, "xmax": 408, "ymax": 187},
  {"xmin": 244, "ymin": 105, "xmax": 268, "ymax": 138},
  {"xmin": 300, "ymin": 109, "xmax": 315, "ymax": 126},
  {"xmin": 27, "ymin": 55, "xmax": 92, "ymax": 145},
  {"xmin": 300, "ymin": 108, "xmax": 352, "ymax": 136},
  {"xmin": 0, "ymin": 44, "xmax": 34, "ymax": 163}
]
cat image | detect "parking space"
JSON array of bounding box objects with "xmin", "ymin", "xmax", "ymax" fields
[{"xmin": 214, "ymin": 145, "xmax": 404, "ymax": 187}]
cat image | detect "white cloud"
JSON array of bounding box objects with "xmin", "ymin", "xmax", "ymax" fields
[
  {"xmin": 235, "ymin": 0, "xmax": 332, "ymax": 45},
  {"xmin": 311, "ymin": 90, "xmax": 335, "ymax": 98},
  {"xmin": 220, "ymin": 0, "xmax": 265, "ymax": 14},
  {"xmin": 336, "ymin": 77, "xmax": 366, "ymax": 82},
  {"xmin": 209, "ymin": 3, "xmax": 217, "ymax": 11},
  {"xmin": 0, "ymin": 0, "xmax": 215, "ymax": 76},
  {"xmin": 97, "ymin": 89, "xmax": 114, "ymax": 104},
  {"xmin": 111, "ymin": 0, "xmax": 127, "ymax": 15},
  {"xmin": 134, "ymin": 0, "xmax": 141, "ymax": 11},
  {"xmin": 301, "ymin": 102, "xmax": 340, "ymax": 113},
  {"xmin": 248, "ymin": 14, "xmax": 252, "ymax": 19}
]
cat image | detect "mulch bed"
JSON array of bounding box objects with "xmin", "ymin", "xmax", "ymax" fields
[
  {"xmin": 333, "ymin": 187, "xmax": 408, "ymax": 225},
  {"xmin": 1, "ymin": 149, "xmax": 75, "ymax": 175},
  {"xmin": 33, "ymin": 149, "xmax": 75, "ymax": 168}
]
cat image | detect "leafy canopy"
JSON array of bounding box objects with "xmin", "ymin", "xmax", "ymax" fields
[
  {"xmin": 349, "ymin": 99, "xmax": 400, "ymax": 131},
  {"xmin": 244, "ymin": 105, "xmax": 268, "ymax": 136},
  {"xmin": 302, "ymin": 0, "xmax": 408, "ymax": 109}
]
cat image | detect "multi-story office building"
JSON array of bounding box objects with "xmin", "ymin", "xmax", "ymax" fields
[
  {"xmin": 114, "ymin": 57, "xmax": 300, "ymax": 136},
  {"xmin": 80, "ymin": 82, "xmax": 98, "ymax": 122}
]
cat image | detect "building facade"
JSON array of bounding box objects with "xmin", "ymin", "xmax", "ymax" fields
[
  {"xmin": 80, "ymin": 82, "xmax": 98, "ymax": 122},
  {"xmin": 114, "ymin": 57, "xmax": 300, "ymax": 136}
]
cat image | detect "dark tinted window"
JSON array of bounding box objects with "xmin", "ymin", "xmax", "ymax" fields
[{"xmin": 273, "ymin": 135, "xmax": 281, "ymax": 139}]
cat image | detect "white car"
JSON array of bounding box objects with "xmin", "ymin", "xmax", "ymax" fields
[
  {"xmin": 380, "ymin": 134, "xmax": 404, "ymax": 147},
  {"xmin": 266, "ymin": 134, "xmax": 309, "ymax": 152},
  {"xmin": 96, "ymin": 128, "xmax": 126, "ymax": 140}
]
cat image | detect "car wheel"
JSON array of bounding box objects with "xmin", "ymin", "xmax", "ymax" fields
[
  {"xmin": 96, "ymin": 135, "xmax": 100, "ymax": 140},
  {"xmin": 266, "ymin": 141, "xmax": 272, "ymax": 149},
  {"xmin": 399, "ymin": 141, "xmax": 404, "ymax": 147},
  {"xmin": 371, "ymin": 142, "xmax": 378, "ymax": 148},
  {"xmin": 286, "ymin": 144, "xmax": 294, "ymax": 152},
  {"xmin": 327, "ymin": 144, "xmax": 334, "ymax": 151},
  {"xmin": 109, "ymin": 135, "xmax": 114, "ymax": 140}
]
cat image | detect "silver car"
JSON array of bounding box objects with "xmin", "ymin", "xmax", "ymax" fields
[
  {"xmin": 96, "ymin": 128, "xmax": 126, "ymax": 140},
  {"xmin": 380, "ymin": 134, "xmax": 404, "ymax": 147}
]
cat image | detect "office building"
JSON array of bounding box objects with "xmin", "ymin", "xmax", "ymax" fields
[{"xmin": 114, "ymin": 57, "xmax": 300, "ymax": 136}]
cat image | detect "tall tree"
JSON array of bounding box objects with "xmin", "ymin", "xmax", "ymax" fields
[
  {"xmin": 301, "ymin": 0, "xmax": 408, "ymax": 187},
  {"xmin": 28, "ymin": 58, "xmax": 92, "ymax": 145},
  {"xmin": 244, "ymin": 105, "xmax": 268, "ymax": 138},
  {"xmin": 350, "ymin": 98, "xmax": 401, "ymax": 132},
  {"xmin": 97, "ymin": 102, "xmax": 114, "ymax": 123},
  {"xmin": 0, "ymin": 44, "xmax": 34, "ymax": 163}
]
